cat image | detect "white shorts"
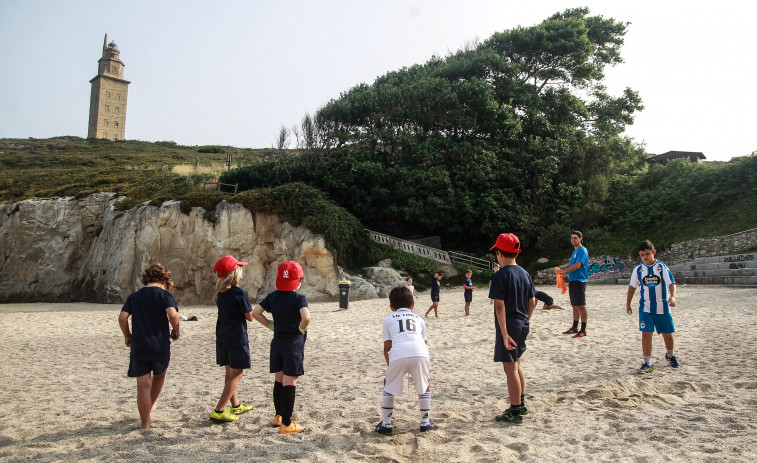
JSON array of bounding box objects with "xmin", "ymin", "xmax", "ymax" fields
[{"xmin": 383, "ymin": 356, "xmax": 430, "ymax": 396}]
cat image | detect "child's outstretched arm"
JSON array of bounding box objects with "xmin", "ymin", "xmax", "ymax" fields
[
  {"xmin": 251, "ymin": 305, "xmax": 273, "ymax": 330},
  {"xmin": 118, "ymin": 311, "xmax": 131, "ymax": 347}
]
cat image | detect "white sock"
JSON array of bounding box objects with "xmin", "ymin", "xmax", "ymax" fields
[
  {"xmin": 667, "ymin": 349, "xmax": 675, "ymax": 357},
  {"xmin": 644, "ymin": 356, "xmax": 652, "ymax": 365},
  {"xmin": 419, "ymin": 392, "xmax": 431, "ymax": 425},
  {"xmin": 381, "ymin": 392, "xmax": 394, "ymax": 426}
]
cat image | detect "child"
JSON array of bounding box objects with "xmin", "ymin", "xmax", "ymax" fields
[
  {"xmin": 251, "ymin": 261, "xmax": 311, "ymax": 434},
  {"xmin": 489, "ymin": 263, "xmax": 501, "ymax": 304},
  {"xmin": 405, "ymin": 277, "xmax": 418, "ymax": 299},
  {"xmin": 534, "ymin": 290, "xmax": 564, "ymax": 310},
  {"xmin": 626, "ymin": 240, "xmax": 679, "ymax": 374},
  {"xmin": 210, "ymin": 255, "xmax": 255, "ymax": 423},
  {"xmin": 375, "ymin": 285, "xmax": 433, "ymax": 434},
  {"xmin": 118, "ymin": 263, "xmax": 180, "ymax": 430},
  {"xmin": 424, "ymin": 272, "xmax": 443, "ymax": 318},
  {"xmin": 488, "ymin": 233, "xmax": 536, "ymax": 426},
  {"xmin": 463, "ymin": 269, "xmax": 475, "ymax": 316}
]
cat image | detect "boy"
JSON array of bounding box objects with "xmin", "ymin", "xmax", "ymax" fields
[
  {"xmin": 626, "ymin": 240, "xmax": 679, "ymax": 374},
  {"xmin": 488, "ymin": 233, "xmax": 536, "ymax": 426},
  {"xmin": 251, "ymin": 261, "xmax": 312, "ymax": 434},
  {"xmin": 554, "ymin": 231, "xmax": 590, "ymax": 338},
  {"xmin": 424, "ymin": 272, "xmax": 443, "ymax": 318},
  {"xmin": 405, "ymin": 277, "xmax": 419, "ymax": 299},
  {"xmin": 534, "ymin": 290, "xmax": 564, "ymax": 310},
  {"xmin": 118, "ymin": 263, "xmax": 180, "ymax": 430},
  {"xmin": 375, "ymin": 285, "xmax": 433, "ymax": 435},
  {"xmin": 489, "ymin": 263, "xmax": 500, "ymax": 304},
  {"xmin": 463, "ymin": 270, "xmax": 475, "ymax": 316}
]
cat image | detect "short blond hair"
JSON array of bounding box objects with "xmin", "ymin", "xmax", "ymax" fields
[{"xmin": 217, "ymin": 267, "xmax": 243, "ymax": 293}]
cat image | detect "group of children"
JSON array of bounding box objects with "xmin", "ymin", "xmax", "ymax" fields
[{"xmin": 119, "ymin": 233, "xmax": 680, "ymax": 432}]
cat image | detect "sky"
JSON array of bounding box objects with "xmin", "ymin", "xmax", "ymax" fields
[{"xmin": 1, "ymin": 0, "xmax": 755, "ymax": 162}]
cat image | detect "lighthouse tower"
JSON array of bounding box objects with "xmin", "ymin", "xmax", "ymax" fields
[{"xmin": 87, "ymin": 34, "xmax": 130, "ymax": 140}]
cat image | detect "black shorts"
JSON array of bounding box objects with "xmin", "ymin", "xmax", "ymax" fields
[
  {"xmin": 568, "ymin": 280, "xmax": 587, "ymax": 307},
  {"xmin": 431, "ymin": 294, "xmax": 440, "ymax": 303},
  {"xmin": 217, "ymin": 343, "xmax": 252, "ymax": 369},
  {"xmin": 464, "ymin": 292, "xmax": 473, "ymax": 303},
  {"xmin": 494, "ymin": 322, "xmax": 529, "ymax": 363},
  {"xmin": 270, "ymin": 336, "xmax": 305, "ymax": 376},
  {"xmin": 128, "ymin": 355, "xmax": 169, "ymax": 378}
]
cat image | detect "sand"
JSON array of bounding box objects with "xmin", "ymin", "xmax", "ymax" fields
[{"xmin": 1, "ymin": 284, "xmax": 756, "ymax": 462}]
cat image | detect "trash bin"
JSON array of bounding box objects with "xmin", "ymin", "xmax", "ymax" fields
[{"xmin": 338, "ymin": 280, "xmax": 351, "ymax": 310}]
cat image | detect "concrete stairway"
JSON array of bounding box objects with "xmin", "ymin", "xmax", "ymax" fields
[{"xmin": 616, "ymin": 253, "xmax": 757, "ymax": 286}]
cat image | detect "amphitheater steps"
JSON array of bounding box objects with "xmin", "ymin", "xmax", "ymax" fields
[{"xmin": 613, "ymin": 253, "xmax": 757, "ymax": 286}]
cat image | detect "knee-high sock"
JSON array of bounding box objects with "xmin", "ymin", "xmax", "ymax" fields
[
  {"xmin": 273, "ymin": 381, "xmax": 283, "ymax": 416},
  {"xmin": 381, "ymin": 391, "xmax": 394, "ymax": 426},
  {"xmin": 281, "ymin": 385, "xmax": 296, "ymax": 426},
  {"xmin": 419, "ymin": 392, "xmax": 431, "ymax": 425}
]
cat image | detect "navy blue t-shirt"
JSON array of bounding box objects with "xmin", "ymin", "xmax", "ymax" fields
[
  {"xmin": 121, "ymin": 286, "xmax": 178, "ymax": 360},
  {"xmin": 259, "ymin": 290, "xmax": 308, "ymax": 340},
  {"xmin": 534, "ymin": 290, "xmax": 553, "ymax": 307},
  {"xmin": 464, "ymin": 278, "xmax": 474, "ymax": 298},
  {"xmin": 488, "ymin": 265, "xmax": 535, "ymax": 327},
  {"xmin": 216, "ymin": 285, "xmax": 253, "ymax": 348},
  {"xmin": 430, "ymin": 278, "xmax": 440, "ymax": 298}
]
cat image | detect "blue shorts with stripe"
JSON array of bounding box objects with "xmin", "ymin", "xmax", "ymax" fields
[{"xmin": 639, "ymin": 311, "xmax": 675, "ymax": 334}]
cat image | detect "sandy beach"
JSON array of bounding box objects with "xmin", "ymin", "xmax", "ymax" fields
[{"xmin": 1, "ymin": 284, "xmax": 756, "ymax": 462}]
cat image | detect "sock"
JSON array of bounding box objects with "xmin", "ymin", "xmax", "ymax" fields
[
  {"xmin": 214, "ymin": 409, "xmax": 224, "ymax": 414},
  {"xmin": 273, "ymin": 381, "xmax": 283, "ymax": 416},
  {"xmin": 381, "ymin": 392, "xmax": 394, "ymax": 426},
  {"xmin": 571, "ymin": 320, "xmax": 579, "ymax": 330},
  {"xmin": 521, "ymin": 394, "xmax": 526, "ymax": 407},
  {"xmin": 511, "ymin": 404, "xmax": 522, "ymax": 415},
  {"xmin": 580, "ymin": 322, "xmax": 587, "ymax": 333},
  {"xmin": 419, "ymin": 392, "xmax": 431, "ymax": 425},
  {"xmin": 281, "ymin": 385, "xmax": 296, "ymax": 426},
  {"xmin": 667, "ymin": 349, "xmax": 675, "ymax": 357},
  {"xmin": 644, "ymin": 356, "xmax": 652, "ymax": 365}
]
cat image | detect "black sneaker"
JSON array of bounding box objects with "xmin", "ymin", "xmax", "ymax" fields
[
  {"xmin": 420, "ymin": 421, "xmax": 435, "ymax": 432},
  {"xmin": 375, "ymin": 422, "xmax": 393, "ymax": 435},
  {"xmin": 665, "ymin": 353, "xmax": 680, "ymax": 369},
  {"xmin": 495, "ymin": 410, "xmax": 523, "ymax": 426},
  {"xmin": 506, "ymin": 406, "xmax": 528, "ymax": 416}
]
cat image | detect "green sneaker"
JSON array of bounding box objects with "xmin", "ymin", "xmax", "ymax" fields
[
  {"xmin": 230, "ymin": 402, "xmax": 253, "ymax": 415},
  {"xmin": 507, "ymin": 405, "xmax": 528, "ymax": 416},
  {"xmin": 495, "ymin": 410, "xmax": 523, "ymax": 426},
  {"xmin": 210, "ymin": 409, "xmax": 239, "ymax": 422}
]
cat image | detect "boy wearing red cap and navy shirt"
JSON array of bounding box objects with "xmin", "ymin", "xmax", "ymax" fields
[
  {"xmin": 210, "ymin": 255, "xmax": 255, "ymax": 423},
  {"xmin": 251, "ymin": 261, "xmax": 312, "ymax": 434},
  {"xmin": 488, "ymin": 233, "xmax": 536, "ymax": 426}
]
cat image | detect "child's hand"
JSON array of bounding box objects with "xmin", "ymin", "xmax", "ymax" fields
[
  {"xmin": 171, "ymin": 328, "xmax": 180, "ymax": 341},
  {"xmin": 668, "ymin": 296, "xmax": 676, "ymax": 307},
  {"xmin": 124, "ymin": 335, "xmax": 131, "ymax": 347},
  {"xmin": 504, "ymin": 335, "xmax": 517, "ymax": 350},
  {"xmin": 267, "ymin": 320, "xmax": 274, "ymax": 331},
  {"xmin": 626, "ymin": 305, "xmax": 633, "ymax": 315}
]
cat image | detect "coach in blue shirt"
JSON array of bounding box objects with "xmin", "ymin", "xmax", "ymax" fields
[{"xmin": 554, "ymin": 231, "xmax": 590, "ymax": 337}]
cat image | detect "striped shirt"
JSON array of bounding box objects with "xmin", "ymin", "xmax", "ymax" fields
[{"xmin": 629, "ymin": 260, "xmax": 676, "ymax": 314}]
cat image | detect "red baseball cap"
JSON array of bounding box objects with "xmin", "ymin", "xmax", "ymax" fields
[
  {"xmin": 489, "ymin": 233, "xmax": 521, "ymax": 253},
  {"xmin": 214, "ymin": 255, "xmax": 248, "ymax": 278},
  {"xmin": 276, "ymin": 261, "xmax": 304, "ymax": 291}
]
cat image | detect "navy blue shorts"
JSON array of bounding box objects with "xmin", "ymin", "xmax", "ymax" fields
[
  {"xmin": 270, "ymin": 336, "xmax": 305, "ymax": 376},
  {"xmin": 431, "ymin": 294, "xmax": 440, "ymax": 303},
  {"xmin": 464, "ymin": 292, "xmax": 473, "ymax": 303},
  {"xmin": 128, "ymin": 355, "xmax": 169, "ymax": 378},
  {"xmin": 217, "ymin": 343, "xmax": 252, "ymax": 369},
  {"xmin": 494, "ymin": 322, "xmax": 529, "ymax": 363},
  {"xmin": 568, "ymin": 280, "xmax": 586, "ymax": 306}
]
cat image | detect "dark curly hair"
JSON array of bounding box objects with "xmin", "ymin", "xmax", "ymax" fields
[{"xmin": 142, "ymin": 263, "xmax": 173, "ymax": 289}]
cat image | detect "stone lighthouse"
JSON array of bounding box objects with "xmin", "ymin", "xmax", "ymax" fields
[{"xmin": 87, "ymin": 34, "xmax": 130, "ymax": 140}]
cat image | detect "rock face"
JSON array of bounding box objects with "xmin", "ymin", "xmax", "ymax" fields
[{"xmin": 0, "ymin": 194, "xmax": 342, "ymax": 306}]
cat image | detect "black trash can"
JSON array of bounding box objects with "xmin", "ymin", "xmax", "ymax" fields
[{"xmin": 338, "ymin": 280, "xmax": 351, "ymax": 310}]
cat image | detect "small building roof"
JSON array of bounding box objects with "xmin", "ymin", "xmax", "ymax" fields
[{"xmin": 646, "ymin": 151, "xmax": 706, "ymax": 164}]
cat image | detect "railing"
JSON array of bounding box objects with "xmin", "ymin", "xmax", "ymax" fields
[
  {"xmin": 367, "ymin": 230, "xmax": 450, "ymax": 264},
  {"xmin": 199, "ymin": 182, "xmax": 238, "ymax": 195},
  {"xmin": 449, "ymin": 251, "xmax": 493, "ymax": 271}
]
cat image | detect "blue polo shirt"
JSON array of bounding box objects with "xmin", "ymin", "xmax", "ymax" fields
[
  {"xmin": 121, "ymin": 286, "xmax": 178, "ymax": 360},
  {"xmin": 569, "ymin": 246, "xmax": 590, "ymax": 282},
  {"xmin": 259, "ymin": 290, "xmax": 309, "ymax": 340},
  {"xmin": 216, "ymin": 285, "xmax": 253, "ymax": 348}
]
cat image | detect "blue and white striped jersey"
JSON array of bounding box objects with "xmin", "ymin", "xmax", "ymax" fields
[{"xmin": 629, "ymin": 260, "xmax": 676, "ymax": 314}]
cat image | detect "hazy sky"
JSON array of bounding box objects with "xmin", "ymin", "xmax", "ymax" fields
[{"xmin": 1, "ymin": 0, "xmax": 755, "ymax": 161}]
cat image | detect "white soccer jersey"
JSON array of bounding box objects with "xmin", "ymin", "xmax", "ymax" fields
[
  {"xmin": 382, "ymin": 308, "xmax": 429, "ymax": 362},
  {"xmin": 629, "ymin": 260, "xmax": 676, "ymax": 314}
]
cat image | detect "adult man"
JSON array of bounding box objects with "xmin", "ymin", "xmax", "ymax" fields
[{"xmin": 554, "ymin": 231, "xmax": 589, "ymax": 338}]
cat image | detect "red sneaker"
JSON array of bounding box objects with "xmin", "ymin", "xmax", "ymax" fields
[
  {"xmin": 562, "ymin": 328, "xmax": 579, "ymax": 334},
  {"xmin": 572, "ymin": 331, "xmax": 587, "ymax": 338}
]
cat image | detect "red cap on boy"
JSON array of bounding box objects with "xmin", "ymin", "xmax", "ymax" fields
[
  {"xmin": 276, "ymin": 261, "xmax": 304, "ymax": 291},
  {"xmin": 489, "ymin": 233, "xmax": 521, "ymax": 254},
  {"xmin": 214, "ymin": 255, "xmax": 248, "ymax": 278}
]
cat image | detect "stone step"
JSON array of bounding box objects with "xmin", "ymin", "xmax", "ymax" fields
[
  {"xmin": 676, "ymin": 275, "xmax": 757, "ymax": 286},
  {"xmin": 668, "ymin": 261, "xmax": 757, "ymax": 272},
  {"xmin": 686, "ymin": 253, "xmax": 757, "ymax": 265},
  {"xmin": 673, "ymin": 269, "xmax": 757, "ymax": 278}
]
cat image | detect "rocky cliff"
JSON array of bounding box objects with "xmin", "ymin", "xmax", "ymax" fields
[{"xmin": 0, "ymin": 193, "xmax": 345, "ymax": 306}]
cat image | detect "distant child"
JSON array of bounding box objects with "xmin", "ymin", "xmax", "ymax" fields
[
  {"xmin": 118, "ymin": 263, "xmax": 180, "ymax": 430},
  {"xmin": 424, "ymin": 272, "xmax": 443, "ymax": 318},
  {"xmin": 406, "ymin": 277, "xmax": 419, "ymax": 299},
  {"xmin": 534, "ymin": 290, "xmax": 564, "ymax": 310},
  {"xmin": 626, "ymin": 240, "xmax": 679, "ymax": 374},
  {"xmin": 210, "ymin": 255, "xmax": 255, "ymax": 423},
  {"xmin": 463, "ymin": 269, "xmax": 475, "ymax": 316},
  {"xmin": 488, "ymin": 234, "xmax": 536, "ymax": 426},
  {"xmin": 489, "ymin": 263, "xmax": 501, "ymax": 304},
  {"xmin": 375, "ymin": 285, "xmax": 433, "ymax": 435},
  {"xmin": 251, "ymin": 261, "xmax": 312, "ymax": 434}
]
